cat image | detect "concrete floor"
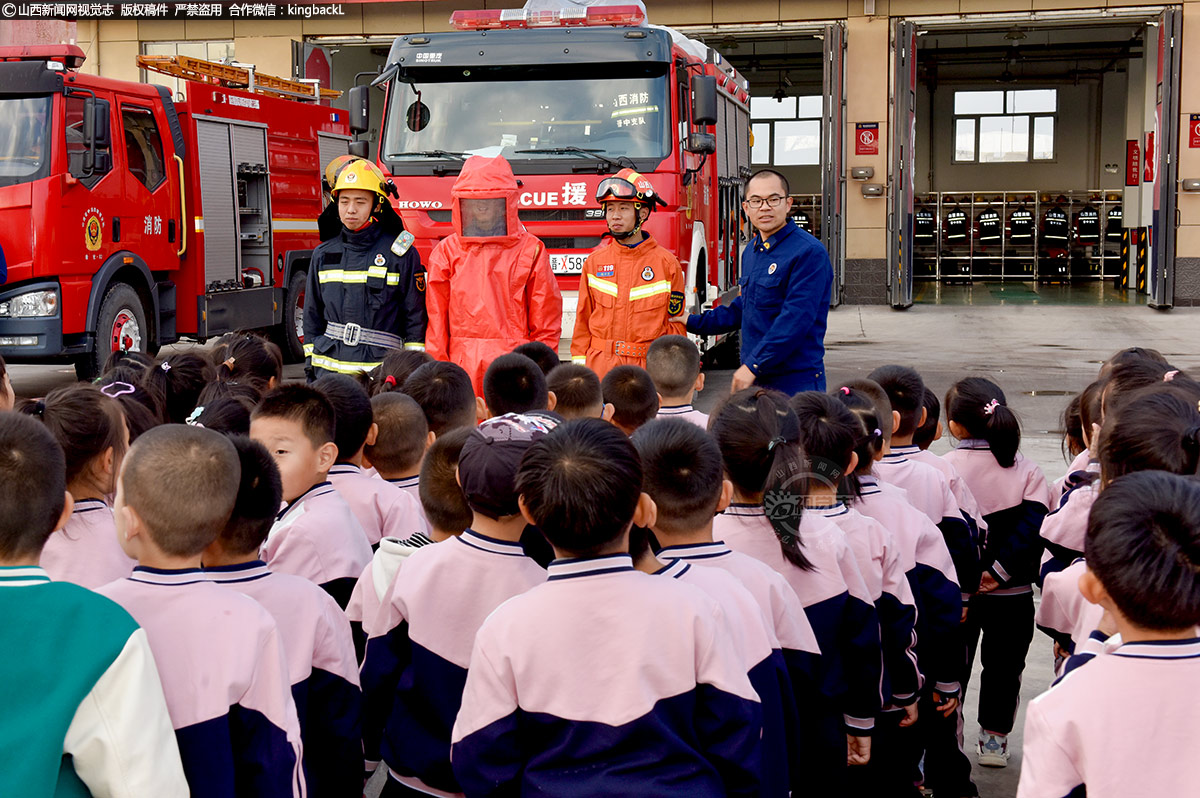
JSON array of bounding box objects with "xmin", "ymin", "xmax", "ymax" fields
[{"xmin": 10, "ymin": 301, "xmax": 1200, "ymax": 798}]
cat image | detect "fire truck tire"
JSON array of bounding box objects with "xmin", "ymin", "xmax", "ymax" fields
[
  {"xmin": 700, "ymin": 330, "xmax": 741, "ymax": 371},
  {"xmin": 75, "ymin": 283, "xmax": 149, "ymax": 381},
  {"xmin": 274, "ymin": 270, "xmax": 307, "ymax": 364}
]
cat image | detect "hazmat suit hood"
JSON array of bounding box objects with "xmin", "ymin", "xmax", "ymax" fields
[{"xmin": 450, "ymin": 155, "xmax": 523, "ymax": 247}]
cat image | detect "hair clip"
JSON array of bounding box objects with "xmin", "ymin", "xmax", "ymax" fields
[
  {"xmin": 766, "ymin": 436, "xmax": 787, "ymax": 452},
  {"xmin": 31, "ymin": 399, "xmax": 46, "ymax": 417},
  {"xmin": 983, "ymin": 398, "xmax": 1000, "ymax": 415},
  {"xmin": 160, "ymin": 361, "xmax": 171, "ymax": 372},
  {"xmin": 222, "ymin": 357, "xmax": 237, "ymax": 369},
  {"xmin": 1164, "ymin": 370, "xmax": 1179, "ymax": 382},
  {"xmin": 186, "ymin": 406, "xmax": 204, "ymax": 425},
  {"xmin": 100, "ymin": 381, "xmax": 136, "ymax": 398},
  {"xmin": 384, "ymin": 375, "xmax": 397, "ymax": 387},
  {"xmin": 873, "ymin": 428, "xmax": 882, "ymax": 438},
  {"xmin": 840, "ymin": 386, "xmax": 851, "ymax": 395}
]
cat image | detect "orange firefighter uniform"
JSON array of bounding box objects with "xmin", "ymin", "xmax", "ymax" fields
[
  {"xmin": 570, "ymin": 169, "xmax": 685, "ymax": 378},
  {"xmin": 570, "ymin": 235, "xmax": 686, "ymax": 378}
]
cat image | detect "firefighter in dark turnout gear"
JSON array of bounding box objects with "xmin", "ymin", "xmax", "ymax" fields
[{"xmin": 304, "ymin": 158, "xmax": 427, "ymax": 378}]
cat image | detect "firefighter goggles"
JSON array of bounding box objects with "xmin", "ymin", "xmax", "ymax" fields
[{"xmin": 595, "ymin": 171, "xmax": 663, "ymax": 207}]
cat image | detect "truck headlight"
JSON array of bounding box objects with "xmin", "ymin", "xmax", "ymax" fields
[{"xmin": 0, "ymin": 289, "xmax": 58, "ymax": 318}]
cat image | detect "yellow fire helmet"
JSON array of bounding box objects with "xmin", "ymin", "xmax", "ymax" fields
[
  {"xmin": 323, "ymin": 154, "xmax": 357, "ymax": 192},
  {"xmin": 330, "ymin": 157, "xmax": 390, "ymax": 203}
]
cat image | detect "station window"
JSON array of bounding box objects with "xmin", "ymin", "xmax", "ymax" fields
[
  {"xmin": 750, "ymin": 95, "xmax": 822, "ymax": 167},
  {"xmin": 952, "ymin": 89, "xmax": 1056, "ymax": 164},
  {"xmin": 141, "ymin": 41, "xmax": 235, "ymax": 100}
]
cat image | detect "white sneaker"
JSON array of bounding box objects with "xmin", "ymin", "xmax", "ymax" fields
[{"xmin": 977, "ymin": 732, "xmax": 1010, "ymax": 767}]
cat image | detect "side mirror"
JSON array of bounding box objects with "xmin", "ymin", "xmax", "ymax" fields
[
  {"xmin": 348, "ymin": 85, "xmax": 370, "ymax": 134},
  {"xmin": 686, "ymin": 132, "xmax": 716, "ymax": 155},
  {"xmin": 82, "ymin": 97, "xmax": 96, "ymax": 174},
  {"xmin": 348, "ymin": 139, "xmax": 369, "ymax": 158},
  {"xmin": 691, "ymin": 74, "xmax": 718, "ymax": 127},
  {"xmin": 92, "ymin": 99, "xmax": 111, "ymax": 150}
]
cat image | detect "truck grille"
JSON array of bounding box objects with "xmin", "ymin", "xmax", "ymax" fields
[{"xmin": 542, "ymin": 237, "xmax": 602, "ymax": 249}]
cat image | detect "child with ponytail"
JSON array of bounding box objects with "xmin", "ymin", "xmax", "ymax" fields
[
  {"xmin": 1038, "ymin": 383, "xmax": 1200, "ymax": 675},
  {"xmin": 367, "ymin": 348, "xmax": 433, "ymax": 397},
  {"xmin": 790, "ymin": 391, "xmax": 921, "ymax": 797},
  {"xmin": 710, "ymin": 388, "xmax": 881, "ymax": 787},
  {"xmin": 210, "ymin": 332, "xmax": 283, "ymax": 398},
  {"xmin": 832, "ymin": 384, "xmax": 972, "ymax": 798},
  {"xmin": 21, "ymin": 384, "xmax": 134, "ymax": 587},
  {"xmin": 141, "ymin": 352, "xmax": 215, "ymax": 424},
  {"xmin": 942, "ymin": 377, "xmax": 1052, "ymax": 769}
]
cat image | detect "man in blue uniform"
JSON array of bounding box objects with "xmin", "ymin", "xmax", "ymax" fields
[{"xmin": 684, "ymin": 169, "xmax": 832, "ymax": 394}]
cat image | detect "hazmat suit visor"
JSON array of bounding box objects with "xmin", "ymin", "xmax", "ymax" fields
[{"xmin": 460, "ymin": 198, "xmax": 509, "ymax": 238}]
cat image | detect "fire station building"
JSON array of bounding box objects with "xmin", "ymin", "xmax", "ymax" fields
[{"xmin": 68, "ymin": 0, "xmax": 1200, "ymax": 308}]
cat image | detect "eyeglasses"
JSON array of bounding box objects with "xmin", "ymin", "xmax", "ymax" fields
[{"xmin": 744, "ymin": 195, "xmax": 787, "ymax": 209}]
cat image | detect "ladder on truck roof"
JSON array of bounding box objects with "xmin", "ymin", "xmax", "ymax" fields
[{"xmin": 136, "ymin": 54, "xmax": 341, "ymax": 102}]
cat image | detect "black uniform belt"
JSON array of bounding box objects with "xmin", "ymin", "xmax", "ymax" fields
[{"xmin": 325, "ymin": 322, "xmax": 404, "ymax": 349}]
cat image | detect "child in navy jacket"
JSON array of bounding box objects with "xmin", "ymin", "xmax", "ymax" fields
[
  {"xmin": 710, "ymin": 389, "xmax": 880, "ymax": 790},
  {"xmin": 633, "ymin": 418, "xmax": 821, "ymax": 798},
  {"xmin": 203, "ymin": 436, "xmax": 362, "ymax": 798},
  {"xmin": 451, "ymin": 418, "xmax": 763, "ymax": 797},
  {"xmin": 361, "ymin": 414, "xmax": 555, "ymax": 796},
  {"xmin": 99, "ymin": 425, "xmax": 305, "ymax": 796}
]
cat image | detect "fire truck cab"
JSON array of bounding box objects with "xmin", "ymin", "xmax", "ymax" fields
[
  {"xmin": 361, "ymin": 3, "xmax": 751, "ymax": 344},
  {"xmin": 0, "ymin": 46, "xmax": 351, "ymax": 378}
]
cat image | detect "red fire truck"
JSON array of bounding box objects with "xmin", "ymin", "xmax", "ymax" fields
[
  {"xmin": 355, "ymin": 4, "xmax": 750, "ymax": 340},
  {"xmin": 0, "ymin": 47, "xmax": 354, "ymax": 378}
]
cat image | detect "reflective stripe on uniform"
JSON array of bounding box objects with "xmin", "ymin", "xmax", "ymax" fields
[
  {"xmin": 586, "ymin": 274, "xmax": 619, "ymax": 297},
  {"xmin": 318, "ymin": 266, "xmax": 401, "ymax": 286},
  {"xmin": 572, "ymin": 355, "xmax": 587, "ymax": 364},
  {"xmin": 628, "ymin": 280, "xmax": 671, "ymax": 301},
  {"xmin": 310, "ymin": 354, "xmax": 382, "ymax": 374},
  {"xmin": 303, "ymin": 343, "xmax": 315, "ymax": 357},
  {"xmin": 404, "ymin": 342, "xmax": 426, "ymax": 351}
]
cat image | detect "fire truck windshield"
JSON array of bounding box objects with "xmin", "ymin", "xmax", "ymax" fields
[
  {"xmin": 382, "ymin": 64, "xmax": 670, "ymax": 172},
  {"xmin": 0, "ymin": 96, "xmax": 52, "ymax": 188}
]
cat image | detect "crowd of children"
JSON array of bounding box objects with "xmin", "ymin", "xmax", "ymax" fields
[{"xmin": 2, "ymin": 334, "xmax": 1198, "ymax": 798}]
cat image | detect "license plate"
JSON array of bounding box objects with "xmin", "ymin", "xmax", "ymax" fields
[{"xmin": 550, "ymin": 253, "xmax": 587, "ymax": 275}]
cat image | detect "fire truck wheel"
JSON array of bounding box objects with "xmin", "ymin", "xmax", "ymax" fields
[
  {"xmin": 75, "ymin": 283, "xmax": 150, "ymax": 381},
  {"xmin": 274, "ymin": 270, "xmax": 307, "ymax": 364},
  {"xmin": 700, "ymin": 330, "xmax": 741, "ymax": 371}
]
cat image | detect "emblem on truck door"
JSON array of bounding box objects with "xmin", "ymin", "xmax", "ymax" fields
[{"xmin": 84, "ymin": 209, "xmax": 104, "ymax": 252}]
